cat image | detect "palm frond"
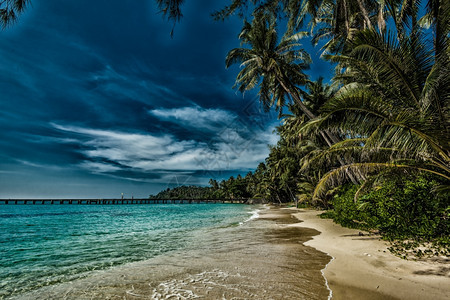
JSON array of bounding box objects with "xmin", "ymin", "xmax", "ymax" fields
[
  {"xmin": 0, "ymin": 0, "xmax": 30, "ymax": 29},
  {"xmin": 313, "ymin": 162, "xmax": 450, "ymax": 199}
]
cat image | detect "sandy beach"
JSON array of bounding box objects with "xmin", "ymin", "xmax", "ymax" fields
[
  {"xmin": 289, "ymin": 208, "xmax": 450, "ymax": 300},
  {"xmin": 5, "ymin": 205, "xmax": 448, "ymax": 299}
]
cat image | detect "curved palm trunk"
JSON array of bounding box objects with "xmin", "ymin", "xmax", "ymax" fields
[
  {"xmin": 287, "ymin": 185, "xmax": 298, "ymax": 208},
  {"xmin": 276, "ymin": 78, "xmax": 316, "ymax": 119},
  {"xmin": 277, "ymin": 77, "xmax": 360, "ymax": 184}
]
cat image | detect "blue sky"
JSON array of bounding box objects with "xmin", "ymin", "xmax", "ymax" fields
[{"xmin": 0, "ymin": 0, "xmax": 332, "ymax": 198}]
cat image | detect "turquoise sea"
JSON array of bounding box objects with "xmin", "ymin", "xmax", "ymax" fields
[{"xmin": 0, "ymin": 203, "xmax": 329, "ymax": 299}]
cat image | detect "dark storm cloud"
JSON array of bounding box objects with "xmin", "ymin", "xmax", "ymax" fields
[
  {"xmin": 0, "ymin": 0, "xmax": 277, "ymax": 198},
  {"xmin": 0, "ymin": 0, "xmax": 330, "ymax": 198}
]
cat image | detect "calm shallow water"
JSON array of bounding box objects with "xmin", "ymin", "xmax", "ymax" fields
[{"xmin": 0, "ymin": 204, "xmax": 330, "ymax": 299}]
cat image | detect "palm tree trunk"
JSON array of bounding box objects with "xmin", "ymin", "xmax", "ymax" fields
[
  {"xmin": 342, "ymin": 0, "xmax": 350, "ymax": 33},
  {"xmin": 320, "ymin": 131, "xmax": 333, "ymax": 146},
  {"xmin": 277, "ymin": 78, "xmax": 339, "ymax": 147},
  {"xmin": 277, "ymin": 77, "xmax": 360, "ymax": 184},
  {"xmin": 277, "ymin": 78, "xmax": 317, "ymax": 119},
  {"xmin": 287, "ymin": 185, "xmax": 298, "ymax": 208},
  {"xmin": 356, "ymin": 0, "xmax": 373, "ymax": 29},
  {"xmin": 276, "ymin": 193, "xmax": 282, "ymax": 205}
]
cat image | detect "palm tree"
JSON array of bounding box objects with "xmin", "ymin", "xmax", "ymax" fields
[
  {"xmin": 225, "ymin": 12, "xmax": 314, "ymax": 118},
  {"xmin": 208, "ymin": 178, "xmax": 219, "ymax": 190},
  {"xmin": 216, "ymin": 0, "xmax": 381, "ymax": 55},
  {"xmin": 302, "ymin": 77, "xmax": 335, "ymax": 114},
  {"xmin": 305, "ymin": 27, "xmax": 449, "ymax": 199},
  {"xmin": 225, "ymin": 12, "xmax": 361, "ymax": 183},
  {"xmin": 0, "ymin": 0, "xmax": 29, "ymax": 29}
]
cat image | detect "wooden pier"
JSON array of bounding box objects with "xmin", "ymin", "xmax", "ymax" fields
[{"xmin": 0, "ymin": 199, "xmax": 247, "ymax": 205}]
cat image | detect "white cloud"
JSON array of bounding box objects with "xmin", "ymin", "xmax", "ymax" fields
[
  {"xmin": 149, "ymin": 106, "xmax": 236, "ymax": 131},
  {"xmin": 16, "ymin": 159, "xmax": 65, "ymax": 171},
  {"xmin": 51, "ymin": 113, "xmax": 278, "ymax": 181},
  {"xmin": 78, "ymin": 161, "xmax": 123, "ymax": 173}
]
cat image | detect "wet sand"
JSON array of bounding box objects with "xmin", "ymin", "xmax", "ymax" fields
[
  {"xmin": 291, "ymin": 208, "xmax": 450, "ymax": 300},
  {"xmin": 13, "ymin": 206, "xmax": 330, "ymax": 299}
]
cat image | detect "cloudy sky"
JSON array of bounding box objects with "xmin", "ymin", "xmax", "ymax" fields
[{"xmin": 0, "ymin": 0, "xmax": 331, "ymax": 198}]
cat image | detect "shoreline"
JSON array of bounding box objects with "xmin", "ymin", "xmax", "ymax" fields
[
  {"xmin": 288, "ymin": 208, "xmax": 450, "ymax": 300},
  {"xmin": 5, "ymin": 204, "xmax": 448, "ymax": 299},
  {"xmin": 8, "ymin": 205, "xmax": 330, "ymax": 299}
]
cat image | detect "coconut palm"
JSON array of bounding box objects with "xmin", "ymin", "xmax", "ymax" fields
[
  {"xmin": 225, "ymin": 12, "xmax": 361, "ymax": 183},
  {"xmin": 216, "ymin": 0, "xmax": 381, "ymax": 55},
  {"xmin": 304, "ymin": 27, "xmax": 449, "ymax": 199},
  {"xmin": 302, "ymin": 77, "xmax": 335, "ymax": 113},
  {"xmin": 225, "ymin": 12, "xmax": 313, "ymax": 118}
]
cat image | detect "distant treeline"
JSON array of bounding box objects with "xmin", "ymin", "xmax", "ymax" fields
[
  {"xmin": 149, "ymin": 185, "xmax": 218, "ymax": 200},
  {"xmin": 149, "ymin": 173, "xmax": 259, "ymax": 200}
]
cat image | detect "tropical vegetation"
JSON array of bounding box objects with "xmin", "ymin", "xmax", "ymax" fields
[
  {"xmin": 155, "ymin": 0, "xmax": 449, "ymax": 256},
  {"xmin": 6, "ymin": 0, "xmax": 449, "ymax": 256},
  {"xmin": 217, "ymin": 0, "xmax": 449, "ymax": 256}
]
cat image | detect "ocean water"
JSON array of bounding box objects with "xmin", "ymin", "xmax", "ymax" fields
[{"xmin": 0, "ymin": 204, "xmax": 330, "ymax": 299}]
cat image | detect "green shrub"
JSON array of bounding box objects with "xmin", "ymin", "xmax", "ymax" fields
[
  {"xmin": 325, "ymin": 184, "xmax": 373, "ymax": 229},
  {"xmin": 326, "ymin": 173, "xmax": 449, "ymax": 240}
]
